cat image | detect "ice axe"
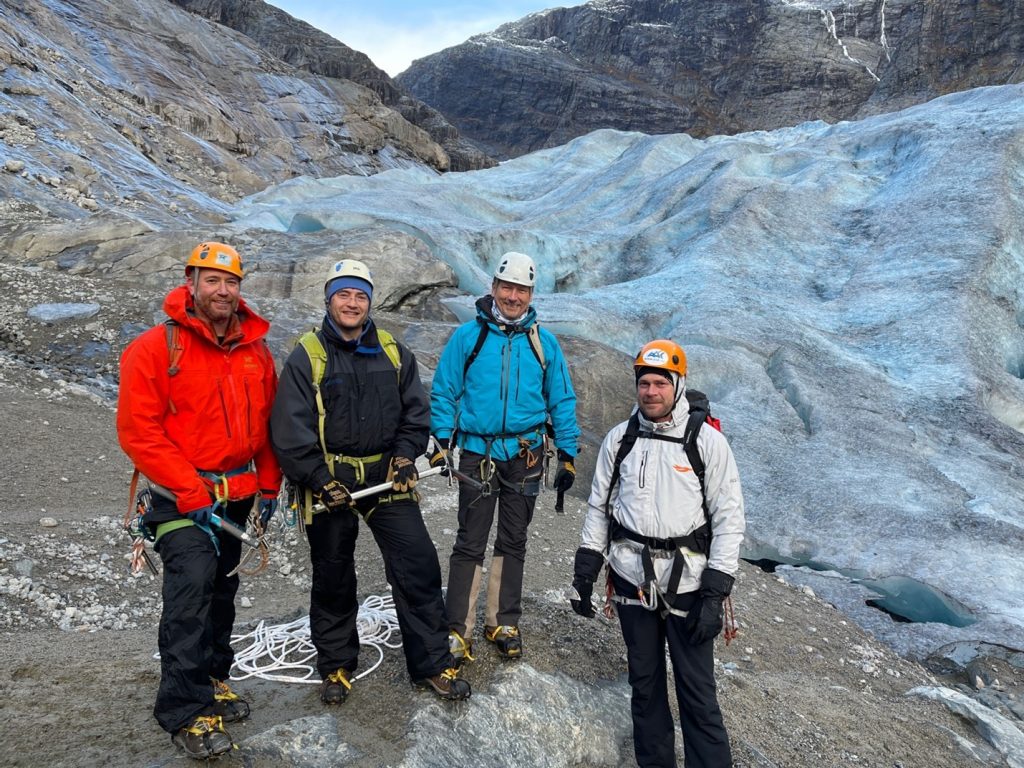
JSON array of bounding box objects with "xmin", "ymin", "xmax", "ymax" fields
[
  {"xmin": 210, "ymin": 513, "xmax": 262, "ymax": 550},
  {"xmin": 308, "ymin": 466, "xmax": 448, "ymax": 513},
  {"xmin": 429, "ymin": 436, "xmax": 487, "ymax": 494}
]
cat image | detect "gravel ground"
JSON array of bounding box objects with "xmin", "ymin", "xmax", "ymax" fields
[{"xmin": 0, "ymin": 264, "xmax": 1020, "ymax": 767}]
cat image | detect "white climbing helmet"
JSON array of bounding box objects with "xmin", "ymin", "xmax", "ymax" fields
[{"xmin": 493, "ymin": 251, "xmax": 536, "ymax": 288}]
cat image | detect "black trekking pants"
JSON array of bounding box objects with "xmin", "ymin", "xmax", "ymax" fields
[
  {"xmin": 613, "ymin": 571, "xmax": 733, "ymax": 768},
  {"xmin": 445, "ymin": 450, "xmax": 539, "ymax": 638},
  {"xmin": 306, "ymin": 497, "xmax": 453, "ymax": 681},
  {"xmin": 151, "ymin": 496, "xmax": 249, "ymax": 733}
]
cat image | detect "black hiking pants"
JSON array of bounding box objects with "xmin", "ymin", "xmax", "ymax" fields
[
  {"xmin": 445, "ymin": 450, "xmax": 540, "ymax": 639},
  {"xmin": 612, "ymin": 571, "xmax": 733, "ymax": 768},
  {"xmin": 151, "ymin": 495, "xmax": 249, "ymax": 734},
  {"xmin": 306, "ymin": 497, "xmax": 453, "ymax": 681}
]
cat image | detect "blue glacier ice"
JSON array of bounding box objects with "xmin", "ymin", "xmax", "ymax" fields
[{"xmin": 232, "ymin": 84, "xmax": 1024, "ymax": 657}]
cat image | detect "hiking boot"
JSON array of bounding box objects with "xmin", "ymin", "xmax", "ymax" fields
[
  {"xmin": 211, "ymin": 678, "xmax": 250, "ymax": 722},
  {"xmin": 448, "ymin": 630, "xmax": 475, "ymax": 668},
  {"xmin": 485, "ymin": 625, "xmax": 523, "ymax": 658},
  {"xmin": 415, "ymin": 667, "xmax": 471, "ymax": 700},
  {"xmin": 172, "ymin": 715, "xmax": 233, "ymax": 759},
  {"xmin": 320, "ymin": 668, "xmax": 352, "ymax": 704}
]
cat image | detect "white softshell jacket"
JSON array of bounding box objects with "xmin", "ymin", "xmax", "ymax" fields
[{"xmin": 581, "ymin": 385, "xmax": 746, "ymax": 595}]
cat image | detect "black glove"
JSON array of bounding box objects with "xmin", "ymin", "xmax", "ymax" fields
[
  {"xmin": 570, "ymin": 547, "xmax": 604, "ymax": 618},
  {"xmin": 553, "ymin": 449, "xmax": 576, "ymax": 492},
  {"xmin": 428, "ymin": 437, "xmax": 452, "ymax": 477},
  {"xmin": 684, "ymin": 568, "xmax": 735, "ymax": 645},
  {"xmin": 389, "ymin": 456, "xmax": 419, "ymax": 492},
  {"xmin": 317, "ymin": 479, "xmax": 355, "ymax": 513}
]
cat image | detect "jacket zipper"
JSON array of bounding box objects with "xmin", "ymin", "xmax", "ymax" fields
[
  {"xmin": 218, "ymin": 380, "xmax": 232, "ymax": 438},
  {"xmin": 499, "ymin": 336, "xmax": 511, "ymax": 433}
]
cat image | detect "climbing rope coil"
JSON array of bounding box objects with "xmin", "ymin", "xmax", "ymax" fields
[{"xmin": 229, "ymin": 594, "xmax": 402, "ymax": 683}]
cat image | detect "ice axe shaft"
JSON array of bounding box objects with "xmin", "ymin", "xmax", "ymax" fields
[
  {"xmin": 447, "ymin": 466, "xmax": 485, "ymax": 492},
  {"xmin": 555, "ymin": 489, "xmax": 565, "ymax": 514},
  {"xmin": 427, "ymin": 435, "xmax": 486, "ymax": 493},
  {"xmin": 210, "ymin": 514, "xmax": 261, "ymax": 549},
  {"xmin": 311, "ymin": 466, "xmax": 445, "ymax": 513}
]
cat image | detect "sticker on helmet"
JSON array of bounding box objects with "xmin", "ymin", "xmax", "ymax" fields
[
  {"xmin": 642, "ymin": 349, "xmax": 669, "ymax": 365},
  {"xmin": 215, "ymin": 253, "xmax": 233, "ymax": 266}
]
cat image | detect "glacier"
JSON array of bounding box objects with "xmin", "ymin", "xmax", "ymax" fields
[{"xmin": 232, "ymin": 83, "xmax": 1024, "ymax": 657}]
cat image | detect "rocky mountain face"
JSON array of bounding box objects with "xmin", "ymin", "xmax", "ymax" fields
[
  {"xmin": 0, "ymin": 0, "xmax": 453, "ymax": 235},
  {"xmin": 397, "ymin": 0, "xmax": 1024, "ymax": 159},
  {"xmin": 167, "ymin": 0, "xmax": 494, "ymax": 172}
]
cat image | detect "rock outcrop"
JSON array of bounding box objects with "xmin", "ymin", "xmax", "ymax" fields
[
  {"xmin": 168, "ymin": 0, "xmax": 495, "ymax": 171},
  {"xmin": 397, "ymin": 0, "xmax": 1024, "ymax": 159},
  {"xmin": 0, "ymin": 0, "xmax": 451, "ymax": 229}
]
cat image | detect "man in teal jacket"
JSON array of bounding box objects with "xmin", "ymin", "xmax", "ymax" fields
[{"xmin": 430, "ymin": 251, "xmax": 580, "ymax": 662}]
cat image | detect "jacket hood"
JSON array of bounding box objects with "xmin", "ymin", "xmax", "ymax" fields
[
  {"xmin": 162, "ymin": 284, "xmax": 270, "ymax": 346},
  {"xmin": 475, "ymin": 294, "xmax": 538, "ymax": 330},
  {"xmin": 635, "ymin": 375, "xmax": 688, "ymax": 432}
]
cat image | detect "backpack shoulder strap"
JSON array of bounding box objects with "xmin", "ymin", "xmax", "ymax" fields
[
  {"xmin": 376, "ymin": 328, "xmax": 402, "ymax": 378},
  {"xmin": 603, "ymin": 412, "xmax": 642, "ymax": 519},
  {"xmin": 527, "ymin": 323, "xmax": 546, "ymax": 372},
  {"xmin": 462, "ymin": 320, "xmax": 547, "ymax": 377},
  {"xmin": 682, "ymin": 402, "xmax": 710, "ymax": 529},
  {"xmin": 462, "ymin": 320, "xmax": 490, "ymax": 377},
  {"xmin": 164, "ymin": 319, "xmax": 184, "ymax": 377},
  {"xmin": 297, "ymin": 330, "xmax": 330, "ymax": 457}
]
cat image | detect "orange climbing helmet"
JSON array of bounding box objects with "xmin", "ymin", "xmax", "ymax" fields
[
  {"xmin": 185, "ymin": 242, "xmax": 244, "ymax": 279},
  {"xmin": 634, "ymin": 339, "xmax": 687, "ymax": 378}
]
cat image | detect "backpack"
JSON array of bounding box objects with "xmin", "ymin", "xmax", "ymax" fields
[
  {"xmin": 463, "ymin": 319, "xmax": 546, "ymax": 377},
  {"xmin": 603, "ymin": 389, "xmax": 722, "ymax": 555}
]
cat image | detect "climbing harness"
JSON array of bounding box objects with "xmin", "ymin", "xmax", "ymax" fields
[
  {"xmin": 229, "ymin": 594, "xmax": 402, "ymax": 683},
  {"xmin": 123, "ymin": 469, "xmax": 271, "ymax": 576}
]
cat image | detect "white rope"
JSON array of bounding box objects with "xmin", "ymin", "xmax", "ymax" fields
[{"xmin": 229, "ymin": 593, "xmax": 402, "ymax": 683}]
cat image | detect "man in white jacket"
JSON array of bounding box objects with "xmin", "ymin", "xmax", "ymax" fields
[{"xmin": 571, "ymin": 339, "xmax": 745, "ymax": 768}]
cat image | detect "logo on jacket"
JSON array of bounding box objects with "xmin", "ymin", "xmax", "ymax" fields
[{"xmin": 673, "ymin": 464, "xmax": 692, "ymax": 473}]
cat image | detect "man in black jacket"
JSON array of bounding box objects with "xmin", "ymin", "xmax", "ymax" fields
[{"xmin": 270, "ymin": 259, "xmax": 469, "ymax": 702}]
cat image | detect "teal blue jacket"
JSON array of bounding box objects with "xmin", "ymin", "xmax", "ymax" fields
[{"xmin": 430, "ymin": 296, "xmax": 579, "ymax": 461}]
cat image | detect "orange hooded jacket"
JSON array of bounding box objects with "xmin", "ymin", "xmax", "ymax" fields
[{"xmin": 116, "ymin": 284, "xmax": 282, "ymax": 515}]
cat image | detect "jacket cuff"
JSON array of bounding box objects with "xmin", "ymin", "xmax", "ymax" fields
[
  {"xmin": 176, "ymin": 486, "xmax": 213, "ymax": 516},
  {"xmin": 574, "ymin": 547, "xmax": 604, "ymax": 582},
  {"xmin": 310, "ymin": 466, "xmax": 334, "ymax": 493},
  {"xmin": 700, "ymin": 567, "xmax": 735, "ymax": 598}
]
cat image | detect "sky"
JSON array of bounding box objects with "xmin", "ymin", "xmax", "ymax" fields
[{"xmin": 267, "ymin": 1, "xmax": 563, "ymax": 77}]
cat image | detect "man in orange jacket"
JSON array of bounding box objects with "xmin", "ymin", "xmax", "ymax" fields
[{"xmin": 116, "ymin": 242, "xmax": 281, "ymax": 760}]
